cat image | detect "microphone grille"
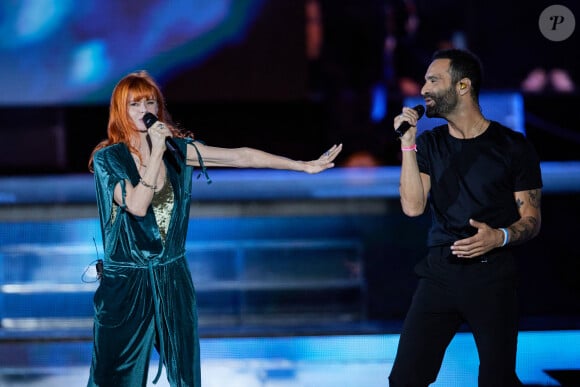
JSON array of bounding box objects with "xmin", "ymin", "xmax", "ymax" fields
[{"xmin": 143, "ymin": 112, "xmax": 158, "ymax": 129}]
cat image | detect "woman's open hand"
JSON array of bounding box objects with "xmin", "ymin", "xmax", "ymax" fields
[{"xmin": 302, "ymin": 144, "xmax": 343, "ymax": 173}]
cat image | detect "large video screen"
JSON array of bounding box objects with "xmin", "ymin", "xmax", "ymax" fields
[{"xmin": 0, "ymin": 0, "xmax": 307, "ymax": 105}]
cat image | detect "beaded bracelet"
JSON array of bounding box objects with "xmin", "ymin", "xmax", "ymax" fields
[
  {"xmin": 139, "ymin": 178, "xmax": 157, "ymax": 190},
  {"xmin": 401, "ymin": 144, "xmax": 417, "ymax": 152}
]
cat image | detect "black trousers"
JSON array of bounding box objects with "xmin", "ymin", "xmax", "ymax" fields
[{"xmin": 388, "ymin": 246, "xmax": 523, "ymax": 387}]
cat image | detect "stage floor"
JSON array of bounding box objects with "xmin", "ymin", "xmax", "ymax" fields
[{"xmin": 1, "ymin": 330, "xmax": 579, "ymax": 386}]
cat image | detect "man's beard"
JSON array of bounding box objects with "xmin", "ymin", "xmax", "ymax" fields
[{"xmin": 425, "ymin": 87, "xmax": 458, "ymax": 118}]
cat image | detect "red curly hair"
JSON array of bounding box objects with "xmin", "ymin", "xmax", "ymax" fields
[{"xmin": 88, "ymin": 71, "xmax": 188, "ymax": 172}]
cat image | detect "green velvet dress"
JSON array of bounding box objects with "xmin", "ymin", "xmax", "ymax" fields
[{"xmin": 87, "ymin": 138, "xmax": 203, "ymax": 387}]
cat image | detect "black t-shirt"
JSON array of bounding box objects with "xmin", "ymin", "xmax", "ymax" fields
[{"xmin": 416, "ymin": 121, "xmax": 543, "ymax": 247}]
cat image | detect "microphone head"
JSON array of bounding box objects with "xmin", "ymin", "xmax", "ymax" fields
[
  {"xmin": 413, "ymin": 105, "xmax": 425, "ymax": 119},
  {"xmin": 143, "ymin": 112, "xmax": 158, "ymax": 129}
]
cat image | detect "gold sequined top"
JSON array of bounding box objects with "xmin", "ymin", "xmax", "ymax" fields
[{"xmin": 152, "ymin": 177, "xmax": 174, "ymax": 242}]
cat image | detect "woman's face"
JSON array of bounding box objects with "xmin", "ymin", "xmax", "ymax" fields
[{"xmin": 128, "ymin": 95, "xmax": 159, "ymax": 132}]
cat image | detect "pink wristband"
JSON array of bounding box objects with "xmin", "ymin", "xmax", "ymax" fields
[{"xmin": 401, "ymin": 144, "xmax": 417, "ymax": 152}]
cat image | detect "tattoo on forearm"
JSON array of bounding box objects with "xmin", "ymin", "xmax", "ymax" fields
[
  {"xmin": 508, "ymin": 216, "xmax": 539, "ymax": 245},
  {"xmin": 527, "ymin": 189, "xmax": 541, "ymax": 209},
  {"xmin": 516, "ymin": 189, "xmax": 542, "ymax": 210}
]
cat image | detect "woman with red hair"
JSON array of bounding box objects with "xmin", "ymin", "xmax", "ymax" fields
[{"xmin": 87, "ymin": 71, "xmax": 342, "ymax": 386}]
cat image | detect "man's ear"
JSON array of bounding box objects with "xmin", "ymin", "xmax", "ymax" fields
[{"xmin": 458, "ymin": 78, "xmax": 470, "ymax": 94}]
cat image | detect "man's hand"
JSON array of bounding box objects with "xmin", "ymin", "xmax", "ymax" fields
[{"xmin": 450, "ymin": 219, "xmax": 503, "ymax": 258}]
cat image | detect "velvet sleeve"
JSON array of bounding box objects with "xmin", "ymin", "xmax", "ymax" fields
[{"xmin": 92, "ymin": 145, "xmax": 131, "ymax": 253}]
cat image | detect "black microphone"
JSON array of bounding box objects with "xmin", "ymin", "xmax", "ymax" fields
[
  {"xmin": 395, "ymin": 105, "xmax": 425, "ymax": 137},
  {"xmin": 142, "ymin": 112, "xmax": 185, "ymax": 162}
]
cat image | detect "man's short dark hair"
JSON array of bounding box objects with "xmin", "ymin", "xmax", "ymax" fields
[{"xmin": 432, "ymin": 49, "xmax": 483, "ymax": 101}]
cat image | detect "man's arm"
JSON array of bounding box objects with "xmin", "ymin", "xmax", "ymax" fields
[
  {"xmin": 396, "ymin": 107, "xmax": 430, "ymax": 217},
  {"xmin": 507, "ymin": 188, "xmax": 542, "ymax": 245},
  {"xmin": 399, "ymin": 164, "xmax": 430, "ymax": 217},
  {"xmin": 450, "ymin": 188, "xmax": 542, "ymax": 258}
]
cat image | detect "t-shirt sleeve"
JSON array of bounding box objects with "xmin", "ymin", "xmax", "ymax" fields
[
  {"xmin": 512, "ymin": 137, "xmax": 543, "ymax": 191},
  {"xmin": 416, "ymin": 132, "xmax": 431, "ymax": 176}
]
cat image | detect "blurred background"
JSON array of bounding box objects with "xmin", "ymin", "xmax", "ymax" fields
[
  {"xmin": 0, "ymin": 0, "xmax": 579, "ymax": 385},
  {"xmin": 0, "ymin": 0, "xmax": 578, "ymax": 174}
]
